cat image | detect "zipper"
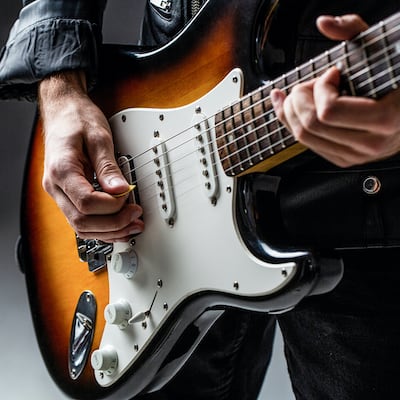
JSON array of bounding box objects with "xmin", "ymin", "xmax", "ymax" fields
[{"xmin": 190, "ymin": 0, "xmax": 202, "ymax": 17}]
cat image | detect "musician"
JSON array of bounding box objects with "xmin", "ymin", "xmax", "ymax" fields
[{"xmin": 1, "ymin": 1, "xmax": 400, "ymax": 399}]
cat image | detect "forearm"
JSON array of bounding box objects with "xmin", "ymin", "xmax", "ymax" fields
[{"xmin": 39, "ymin": 70, "xmax": 88, "ymax": 117}]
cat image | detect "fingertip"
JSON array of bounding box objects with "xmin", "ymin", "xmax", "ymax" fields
[
  {"xmin": 270, "ymin": 88, "xmax": 284, "ymax": 108},
  {"xmin": 104, "ymin": 175, "xmax": 130, "ymax": 194}
]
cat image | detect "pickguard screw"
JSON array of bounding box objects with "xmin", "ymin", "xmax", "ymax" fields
[
  {"xmin": 163, "ymin": 303, "xmax": 168, "ymax": 311},
  {"xmin": 226, "ymin": 186, "xmax": 232, "ymax": 193},
  {"xmin": 122, "ymin": 115, "xmax": 126, "ymax": 122},
  {"xmin": 159, "ymin": 114, "xmax": 164, "ymax": 121},
  {"xmin": 233, "ymin": 281, "xmax": 239, "ymax": 290},
  {"xmin": 134, "ymin": 344, "xmax": 139, "ymax": 352},
  {"xmin": 157, "ymin": 279, "xmax": 163, "ymax": 288},
  {"xmin": 281, "ymin": 269, "xmax": 288, "ymax": 277}
]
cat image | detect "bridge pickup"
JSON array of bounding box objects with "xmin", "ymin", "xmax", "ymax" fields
[
  {"xmin": 151, "ymin": 137, "xmax": 176, "ymax": 223},
  {"xmin": 192, "ymin": 113, "xmax": 219, "ymax": 202},
  {"xmin": 117, "ymin": 154, "xmax": 139, "ymax": 204}
]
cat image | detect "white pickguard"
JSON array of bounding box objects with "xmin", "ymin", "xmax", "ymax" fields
[{"xmin": 93, "ymin": 69, "xmax": 297, "ymax": 386}]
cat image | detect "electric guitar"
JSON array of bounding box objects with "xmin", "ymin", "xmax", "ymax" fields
[{"xmin": 18, "ymin": 0, "xmax": 400, "ymax": 398}]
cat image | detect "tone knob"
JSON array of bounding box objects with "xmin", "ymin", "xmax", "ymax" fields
[
  {"xmin": 104, "ymin": 299, "xmax": 132, "ymax": 328},
  {"xmin": 110, "ymin": 249, "xmax": 138, "ymax": 278},
  {"xmin": 91, "ymin": 346, "xmax": 118, "ymax": 375}
]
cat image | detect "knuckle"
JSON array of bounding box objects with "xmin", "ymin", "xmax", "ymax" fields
[
  {"xmin": 74, "ymin": 194, "xmax": 93, "ymax": 215},
  {"xmin": 293, "ymin": 126, "xmax": 308, "ymax": 141},
  {"xmin": 97, "ymin": 159, "xmax": 120, "ymax": 177},
  {"xmin": 317, "ymin": 103, "xmax": 335, "ymax": 124},
  {"xmin": 302, "ymin": 111, "xmax": 319, "ymax": 132}
]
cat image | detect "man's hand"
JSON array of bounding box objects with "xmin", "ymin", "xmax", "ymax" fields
[
  {"xmin": 271, "ymin": 14, "xmax": 400, "ymax": 167},
  {"xmin": 39, "ymin": 70, "xmax": 144, "ymax": 242}
]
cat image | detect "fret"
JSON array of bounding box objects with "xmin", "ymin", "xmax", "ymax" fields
[
  {"xmin": 313, "ymin": 52, "xmax": 330, "ymax": 77},
  {"xmin": 231, "ymin": 99, "xmax": 249, "ymax": 172},
  {"xmin": 215, "ymin": 12, "xmax": 400, "ymax": 177},
  {"xmin": 245, "ymin": 91, "xmax": 265, "ymax": 165},
  {"xmin": 363, "ymin": 23, "xmax": 388, "ymax": 98},
  {"xmin": 381, "ymin": 23, "xmax": 397, "ymax": 92},
  {"xmin": 215, "ymin": 106, "xmax": 236, "ymax": 174},
  {"xmin": 381, "ymin": 15, "xmax": 400, "ymax": 94},
  {"xmin": 343, "ymin": 40, "xmax": 363, "ymax": 96},
  {"xmin": 253, "ymin": 87, "xmax": 274, "ymax": 157},
  {"xmin": 273, "ymin": 74, "xmax": 287, "ymax": 91}
]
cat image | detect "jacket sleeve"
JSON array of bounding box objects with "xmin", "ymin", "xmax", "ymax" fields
[{"xmin": 0, "ymin": 0, "xmax": 107, "ymax": 101}]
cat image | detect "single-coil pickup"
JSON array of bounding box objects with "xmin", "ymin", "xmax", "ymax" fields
[
  {"xmin": 192, "ymin": 114, "xmax": 219, "ymax": 201},
  {"xmin": 151, "ymin": 138, "xmax": 176, "ymax": 222},
  {"xmin": 117, "ymin": 154, "xmax": 138, "ymax": 204}
]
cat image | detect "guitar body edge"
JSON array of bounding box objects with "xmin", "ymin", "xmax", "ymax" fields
[{"xmin": 18, "ymin": 1, "xmax": 343, "ymax": 399}]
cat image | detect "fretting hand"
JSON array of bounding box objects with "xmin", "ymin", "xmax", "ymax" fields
[{"xmin": 271, "ymin": 14, "xmax": 400, "ymax": 167}]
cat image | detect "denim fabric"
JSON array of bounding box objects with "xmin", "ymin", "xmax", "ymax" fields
[
  {"xmin": 278, "ymin": 248, "xmax": 400, "ymax": 400},
  {"xmin": 136, "ymin": 310, "xmax": 276, "ymax": 400}
]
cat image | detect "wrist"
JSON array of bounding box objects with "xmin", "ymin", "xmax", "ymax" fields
[{"xmin": 38, "ymin": 70, "xmax": 88, "ymax": 113}]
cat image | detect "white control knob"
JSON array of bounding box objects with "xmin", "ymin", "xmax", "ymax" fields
[
  {"xmin": 110, "ymin": 249, "xmax": 138, "ymax": 278},
  {"xmin": 91, "ymin": 346, "xmax": 118, "ymax": 375},
  {"xmin": 104, "ymin": 299, "xmax": 132, "ymax": 328}
]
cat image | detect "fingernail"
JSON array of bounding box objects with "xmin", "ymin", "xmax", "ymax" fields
[{"xmin": 108, "ymin": 176, "xmax": 126, "ymax": 188}]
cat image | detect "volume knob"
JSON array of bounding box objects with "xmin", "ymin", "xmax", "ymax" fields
[
  {"xmin": 104, "ymin": 300, "xmax": 132, "ymax": 328},
  {"xmin": 91, "ymin": 346, "xmax": 118, "ymax": 375},
  {"xmin": 110, "ymin": 249, "xmax": 138, "ymax": 278}
]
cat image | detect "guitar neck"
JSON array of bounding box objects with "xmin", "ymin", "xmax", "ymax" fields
[{"xmin": 216, "ymin": 12, "xmax": 400, "ymax": 176}]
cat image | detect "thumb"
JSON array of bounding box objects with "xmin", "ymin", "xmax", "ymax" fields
[
  {"xmin": 316, "ymin": 14, "xmax": 369, "ymax": 41},
  {"xmin": 87, "ymin": 131, "xmax": 130, "ymax": 197}
]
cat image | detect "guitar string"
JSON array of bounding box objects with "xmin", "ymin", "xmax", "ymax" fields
[
  {"xmin": 219, "ymin": 47, "xmax": 400, "ymax": 175},
  {"xmin": 220, "ymin": 58, "xmax": 400, "ymax": 174},
  {"xmin": 120, "ymin": 40, "xmax": 400, "ymax": 197},
  {"xmin": 119, "ymin": 42, "xmax": 400, "ymax": 201},
  {"xmin": 118, "ymin": 15, "xmax": 400, "ymax": 173},
  {"xmin": 216, "ymin": 26, "xmax": 400, "ymax": 173},
  {"xmin": 114, "ymin": 22, "xmax": 400, "ymax": 200}
]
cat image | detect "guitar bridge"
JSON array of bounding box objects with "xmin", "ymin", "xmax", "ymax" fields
[{"xmin": 76, "ymin": 236, "xmax": 113, "ymax": 272}]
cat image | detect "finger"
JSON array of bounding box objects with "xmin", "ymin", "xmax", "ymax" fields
[
  {"xmin": 270, "ymin": 89, "xmax": 289, "ymax": 127},
  {"xmin": 291, "ymin": 127, "xmax": 371, "ymax": 168},
  {"xmin": 316, "ymin": 14, "xmax": 369, "ymax": 41},
  {"xmin": 85, "ymin": 124, "xmax": 131, "ymax": 196},
  {"xmin": 314, "ymin": 67, "xmax": 399, "ymax": 132},
  {"xmin": 54, "ymin": 169, "xmax": 129, "ymax": 215},
  {"xmin": 53, "ymin": 187, "xmax": 144, "ymax": 240}
]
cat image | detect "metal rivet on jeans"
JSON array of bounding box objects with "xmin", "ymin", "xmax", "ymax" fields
[{"xmin": 362, "ymin": 176, "xmax": 381, "ymax": 195}]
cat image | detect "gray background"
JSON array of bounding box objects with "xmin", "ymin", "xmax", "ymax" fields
[{"xmin": 0, "ymin": 1, "xmax": 294, "ymax": 398}]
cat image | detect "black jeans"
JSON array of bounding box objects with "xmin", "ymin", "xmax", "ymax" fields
[
  {"xmin": 279, "ymin": 247, "xmax": 400, "ymax": 400},
  {"xmin": 137, "ymin": 309, "xmax": 275, "ymax": 400}
]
